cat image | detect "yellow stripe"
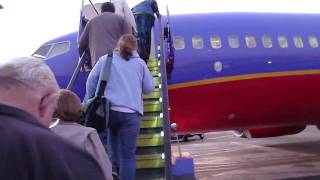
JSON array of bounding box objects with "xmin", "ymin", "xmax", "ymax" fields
[{"xmin": 168, "ymin": 70, "xmax": 320, "ymax": 90}]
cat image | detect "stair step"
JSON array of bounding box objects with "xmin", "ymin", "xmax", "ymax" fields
[
  {"xmin": 136, "ymin": 154, "xmax": 165, "ymax": 169},
  {"xmin": 144, "ymin": 101, "xmax": 161, "ymax": 113},
  {"xmin": 135, "ymin": 58, "xmax": 168, "ymax": 179},
  {"xmin": 147, "ymin": 60, "xmax": 160, "ymax": 68},
  {"xmin": 151, "ymin": 69, "xmax": 160, "ymax": 77},
  {"xmin": 153, "ymin": 77, "xmax": 160, "ymax": 87},
  {"xmin": 136, "ymin": 169, "xmax": 165, "ymax": 180},
  {"xmin": 143, "ymin": 88, "xmax": 161, "ymax": 100},
  {"xmin": 141, "ymin": 116, "xmax": 163, "ymax": 129},
  {"xmin": 137, "ymin": 133, "xmax": 164, "ymax": 147},
  {"xmin": 149, "ymin": 66, "xmax": 160, "ymax": 71}
]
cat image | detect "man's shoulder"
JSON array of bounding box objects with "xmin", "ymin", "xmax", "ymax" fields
[
  {"xmin": 98, "ymin": 12, "xmax": 121, "ymax": 18},
  {"xmin": 97, "ymin": 12, "xmax": 126, "ymax": 22},
  {"xmin": 1, "ymin": 114, "xmax": 76, "ymax": 151},
  {"xmin": 0, "ymin": 112, "xmax": 49, "ymax": 139},
  {"xmin": 0, "ymin": 111, "xmax": 105, "ymax": 179}
]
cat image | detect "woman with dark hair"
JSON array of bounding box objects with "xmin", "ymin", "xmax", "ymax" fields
[
  {"xmin": 86, "ymin": 34, "xmax": 155, "ymax": 180},
  {"xmin": 51, "ymin": 90, "xmax": 113, "ymax": 180}
]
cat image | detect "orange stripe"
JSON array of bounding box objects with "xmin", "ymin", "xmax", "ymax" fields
[{"xmin": 168, "ymin": 70, "xmax": 320, "ymax": 90}]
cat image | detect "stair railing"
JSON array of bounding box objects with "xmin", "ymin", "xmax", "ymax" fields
[{"xmin": 157, "ymin": 14, "xmax": 173, "ymax": 180}]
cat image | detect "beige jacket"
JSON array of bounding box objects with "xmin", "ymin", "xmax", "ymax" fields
[{"xmin": 52, "ymin": 121, "xmax": 112, "ymax": 180}]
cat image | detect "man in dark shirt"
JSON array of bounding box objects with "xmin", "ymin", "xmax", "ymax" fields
[
  {"xmin": 132, "ymin": 0, "xmax": 160, "ymax": 63},
  {"xmin": 79, "ymin": 2, "xmax": 131, "ymax": 67},
  {"xmin": 0, "ymin": 57, "xmax": 106, "ymax": 180}
]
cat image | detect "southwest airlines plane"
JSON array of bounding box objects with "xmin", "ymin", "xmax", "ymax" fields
[{"xmin": 32, "ymin": 3, "xmax": 320, "ymax": 138}]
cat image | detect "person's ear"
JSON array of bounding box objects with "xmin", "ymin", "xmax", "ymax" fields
[{"xmin": 38, "ymin": 93, "xmax": 58, "ymax": 127}]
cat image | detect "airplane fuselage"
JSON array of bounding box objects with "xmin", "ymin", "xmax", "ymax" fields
[
  {"xmin": 167, "ymin": 13, "xmax": 320, "ymax": 133},
  {"xmin": 35, "ymin": 12, "xmax": 320, "ymax": 134}
]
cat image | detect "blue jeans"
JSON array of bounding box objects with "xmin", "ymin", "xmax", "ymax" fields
[
  {"xmin": 134, "ymin": 13, "xmax": 155, "ymax": 62},
  {"xmin": 108, "ymin": 110, "xmax": 141, "ymax": 180},
  {"xmin": 98, "ymin": 128, "xmax": 109, "ymax": 153}
]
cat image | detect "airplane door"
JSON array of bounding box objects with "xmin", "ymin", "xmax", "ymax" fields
[
  {"xmin": 78, "ymin": 0, "xmax": 102, "ymax": 70},
  {"xmin": 164, "ymin": 5, "xmax": 174, "ymax": 80},
  {"xmin": 65, "ymin": 0, "xmax": 100, "ymax": 96}
]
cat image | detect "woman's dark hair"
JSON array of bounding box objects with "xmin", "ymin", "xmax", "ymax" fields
[
  {"xmin": 101, "ymin": 2, "xmax": 115, "ymax": 13},
  {"xmin": 55, "ymin": 90, "xmax": 83, "ymax": 123},
  {"xmin": 117, "ymin": 34, "xmax": 138, "ymax": 61}
]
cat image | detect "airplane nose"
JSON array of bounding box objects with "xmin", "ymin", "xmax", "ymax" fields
[{"xmin": 0, "ymin": 4, "xmax": 3, "ymax": 9}]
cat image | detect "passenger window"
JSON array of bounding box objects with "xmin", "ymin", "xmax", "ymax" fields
[
  {"xmin": 210, "ymin": 36, "xmax": 222, "ymax": 49},
  {"xmin": 173, "ymin": 36, "xmax": 185, "ymax": 50},
  {"xmin": 262, "ymin": 35, "xmax": 273, "ymax": 48},
  {"xmin": 48, "ymin": 42, "xmax": 70, "ymax": 58},
  {"xmin": 33, "ymin": 44, "xmax": 52, "ymax": 59},
  {"xmin": 228, "ymin": 35, "xmax": 240, "ymax": 48},
  {"xmin": 293, "ymin": 36, "xmax": 304, "ymax": 48},
  {"xmin": 278, "ymin": 36, "xmax": 288, "ymax": 48},
  {"xmin": 245, "ymin": 36, "xmax": 256, "ymax": 48},
  {"xmin": 308, "ymin": 36, "xmax": 318, "ymax": 48},
  {"xmin": 192, "ymin": 36, "xmax": 204, "ymax": 49}
]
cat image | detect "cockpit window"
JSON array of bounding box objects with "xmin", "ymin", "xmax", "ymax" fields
[
  {"xmin": 47, "ymin": 41, "xmax": 70, "ymax": 58},
  {"xmin": 173, "ymin": 36, "xmax": 185, "ymax": 50},
  {"xmin": 33, "ymin": 45, "xmax": 52, "ymax": 59}
]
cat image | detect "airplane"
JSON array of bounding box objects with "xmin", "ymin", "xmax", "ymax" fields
[{"xmin": 32, "ymin": 4, "xmax": 320, "ymax": 139}]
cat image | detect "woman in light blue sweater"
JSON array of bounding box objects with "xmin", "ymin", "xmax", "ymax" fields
[{"xmin": 86, "ymin": 34, "xmax": 154, "ymax": 180}]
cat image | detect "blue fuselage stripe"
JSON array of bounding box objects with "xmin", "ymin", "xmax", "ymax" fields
[{"xmin": 167, "ymin": 13, "xmax": 320, "ymax": 84}]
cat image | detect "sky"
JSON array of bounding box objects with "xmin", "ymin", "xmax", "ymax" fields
[{"xmin": 1, "ymin": 0, "xmax": 320, "ymax": 60}]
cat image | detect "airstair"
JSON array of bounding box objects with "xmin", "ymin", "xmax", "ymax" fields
[
  {"xmin": 69, "ymin": 51, "xmax": 173, "ymax": 180},
  {"xmin": 72, "ymin": 2, "xmax": 173, "ymax": 178},
  {"xmin": 136, "ymin": 58, "xmax": 171, "ymax": 180},
  {"xmin": 135, "ymin": 15, "xmax": 172, "ymax": 179}
]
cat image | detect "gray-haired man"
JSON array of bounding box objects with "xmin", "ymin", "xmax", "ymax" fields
[{"xmin": 0, "ymin": 57, "xmax": 107, "ymax": 180}]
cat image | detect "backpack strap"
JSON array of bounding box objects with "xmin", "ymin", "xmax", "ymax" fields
[{"xmin": 95, "ymin": 53, "xmax": 113, "ymax": 97}]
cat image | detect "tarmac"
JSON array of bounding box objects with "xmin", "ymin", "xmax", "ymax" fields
[{"xmin": 172, "ymin": 126, "xmax": 320, "ymax": 180}]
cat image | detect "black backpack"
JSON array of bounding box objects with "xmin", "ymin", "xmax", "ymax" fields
[{"xmin": 83, "ymin": 54, "xmax": 113, "ymax": 133}]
